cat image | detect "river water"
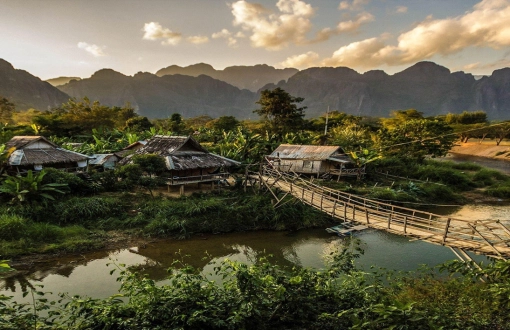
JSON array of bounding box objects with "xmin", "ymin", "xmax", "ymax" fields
[{"xmin": 2, "ymin": 154, "xmax": 510, "ymax": 303}]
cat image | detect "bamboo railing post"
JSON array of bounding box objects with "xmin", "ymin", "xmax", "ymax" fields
[
  {"xmin": 332, "ymin": 201, "xmax": 337, "ymax": 218},
  {"xmin": 352, "ymin": 206, "xmax": 356, "ymax": 221},
  {"xmin": 387, "ymin": 214, "xmax": 391, "ymax": 229},
  {"xmin": 442, "ymin": 218, "xmax": 451, "ymax": 245},
  {"xmin": 365, "ymin": 209, "xmax": 369, "ymax": 224},
  {"xmin": 344, "ymin": 203, "xmax": 347, "ymax": 222},
  {"xmin": 403, "ymin": 216, "xmax": 408, "ymax": 234},
  {"xmin": 320, "ymin": 195, "xmax": 323, "ymax": 211}
]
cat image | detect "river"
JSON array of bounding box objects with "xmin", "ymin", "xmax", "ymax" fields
[{"xmin": 2, "ymin": 154, "xmax": 510, "ymax": 303}]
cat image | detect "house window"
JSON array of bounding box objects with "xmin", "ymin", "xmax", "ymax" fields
[{"xmin": 303, "ymin": 160, "xmax": 312, "ymax": 168}]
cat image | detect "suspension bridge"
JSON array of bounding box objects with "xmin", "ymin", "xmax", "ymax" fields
[{"xmin": 252, "ymin": 165, "xmax": 510, "ymax": 261}]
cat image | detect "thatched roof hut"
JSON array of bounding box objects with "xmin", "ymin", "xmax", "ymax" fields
[
  {"xmin": 4, "ymin": 136, "xmax": 89, "ymax": 173},
  {"xmin": 120, "ymin": 135, "xmax": 239, "ymax": 186}
]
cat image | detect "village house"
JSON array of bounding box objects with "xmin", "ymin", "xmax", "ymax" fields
[
  {"xmin": 3, "ymin": 136, "xmax": 90, "ymax": 174},
  {"xmin": 119, "ymin": 135, "xmax": 240, "ymax": 194},
  {"xmin": 267, "ymin": 144, "xmax": 362, "ymax": 180},
  {"xmin": 89, "ymin": 153, "xmax": 120, "ymax": 170}
]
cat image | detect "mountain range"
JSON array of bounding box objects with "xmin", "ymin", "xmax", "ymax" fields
[{"xmin": 1, "ymin": 58, "xmax": 510, "ymax": 120}]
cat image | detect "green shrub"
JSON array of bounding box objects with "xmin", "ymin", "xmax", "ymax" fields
[
  {"xmin": 419, "ymin": 183, "xmax": 464, "ymax": 203},
  {"xmin": 42, "ymin": 168, "xmax": 91, "ymax": 194},
  {"xmin": 485, "ymin": 185, "xmax": 510, "ymax": 198},
  {"xmin": 54, "ymin": 196, "xmax": 127, "ymax": 224},
  {"xmin": 0, "ymin": 214, "xmax": 27, "ymax": 240},
  {"xmin": 415, "ymin": 165, "xmax": 473, "ymax": 190},
  {"xmin": 26, "ymin": 222, "xmax": 63, "ymax": 242}
]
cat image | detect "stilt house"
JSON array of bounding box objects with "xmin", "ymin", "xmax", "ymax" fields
[
  {"xmin": 4, "ymin": 136, "xmax": 89, "ymax": 174},
  {"xmin": 267, "ymin": 144, "xmax": 362, "ymax": 179},
  {"xmin": 119, "ymin": 135, "xmax": 240, "ymax": 186}
]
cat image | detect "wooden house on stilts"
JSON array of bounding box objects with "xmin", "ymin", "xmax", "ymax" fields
[
  {"xmin": 267, "ymin": 144, "xmax": 363, "ymax": 180},
  {"xmin": 119, "ymin": 135, "xmax": 240, "ymax": 194}
]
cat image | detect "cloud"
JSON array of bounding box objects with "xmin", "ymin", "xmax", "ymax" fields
[
  {"xmin": 77, "ymin": 42, "xmax": 106, "ymax": 57},
  {"xmin": 396, "ymin": 6, "xmax": 407, "ymax": 14},
  {"xmin": 322, "ymin": 0, "xmax": 510, "ymax": 68},
  {"xmin": 187, "ymin": 35, "xmax": 209, "ymax": 44},
  {"xmin": 338, "ymin": 0, "xmax": 370, "ymax": 11},
  {"xmin": 212, "ymin": 29, "xmax": 239, "ymax": 47},
  {"xmin": 231, "ymin": 0, "xmax": 315, "ymax": 50},
  {"xmin": 142, "ymin": 22, "xmax": 182, "ymax": 45},
  {"xmin": 312, "ymin": 11, "xmax": 374, "ymax": 42},
  {"xmin": 463, "ymin": 58, "xmax": 510, "ymax": 71},
  {"xmin": 280, "ymin": 51, "xmax": 319, "ymax": 68}
]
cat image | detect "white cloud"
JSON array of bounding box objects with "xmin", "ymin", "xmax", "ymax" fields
[
  {"xmin": 187, "ymin": 35, "xmax": 209, "ymax": 44},
  {"xmin": 212, "ymin": 29, "xmax": 232, "ymax": 39},
  {"xmin": 231, "ymin": 0, "xmax": 315, "ymax": 50},
  {"xmin": 463, "ymin": 58, "xmax": 510, "ymax": 71},
  {"xmin": 338, "ymin": 0, "xmax": 370, "ymax": 11},
  {"xmin": 280, "ymin": 51, "xmax": 319, "ymax": 68},
  {"xmin": 142, "ymin": 22, "xmax": 182, "ymax": 45},
  {"xmin": 323, "ymin": 0, "xmax": 510, "ymax": 68},
  {"xmin": 212, "ymin": 29, "xmax": 239, "ymax": 47},
  {"xmin": 396, "ymin": 6, "xmax": 407, "ymax": 14},
  {"xmin": 77, "ymin": 42, "xmax": 106, "ymax": 57},
  {"xmin": 337, "ymin": 11, "xmax": 374, "ymax": 32}
]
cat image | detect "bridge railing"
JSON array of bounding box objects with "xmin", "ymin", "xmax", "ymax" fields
[{"xmin": 259, "ymin": 164, "xmax": 510, "ymax": 258}]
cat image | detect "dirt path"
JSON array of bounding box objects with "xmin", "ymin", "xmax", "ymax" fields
[{"xmin": 450, "ymin": 142, "xmax": 510, "ymax": 160}]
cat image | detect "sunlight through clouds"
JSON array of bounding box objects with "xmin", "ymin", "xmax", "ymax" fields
[{"xmin": 280, "ymin": 51, "xmax": 319, "ymax": 68}]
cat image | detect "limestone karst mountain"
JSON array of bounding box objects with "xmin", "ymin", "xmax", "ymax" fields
[{"xmin": 0, "ymin": 59, "xmax": 70, "ymax": 110}]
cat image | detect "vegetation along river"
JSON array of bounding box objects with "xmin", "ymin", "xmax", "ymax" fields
[{"xmin": 2, "ymin": 154, "xmax": 510, "ymax": 304}]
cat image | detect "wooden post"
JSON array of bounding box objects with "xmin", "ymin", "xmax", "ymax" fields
[
  {"xmin": 179, "ymin": 184, "xmax": 185, "ymax": 196},
  {"xmin": 332, "ymin": 201, "xmax": 337, "ymax": 218},
  {"xmin": 244, "ymin": 166, "xmax": 249, "ymax": 193},
  {"xmin": 320, "ymin": 195, "xmax": 324, "ymax": 211},
  {"xmin": 343, "ymin": 203, "xmax": 347, "ymax": 221},
  {"xmin": 442, "ymin": 218, "xmax": 451, "ymax": 245},
  {"xmin": 403, "ymin": 216, "xmax": 408, "ymax": 234},
  {"xmin": 365, "ymin": 209, "xmax": 369, "ymax": 224},
  {"xmin": 352, "ymin": 206, "xmax": 355, "ymax": 221},
  {"xmin": 387, "ymin": 214, "xmax": 391, "ymax": 229}
]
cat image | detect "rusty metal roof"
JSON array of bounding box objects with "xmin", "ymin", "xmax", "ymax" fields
[{"xmin": 268, "ymin": 144, "xmax": 347, "ymax": 160}]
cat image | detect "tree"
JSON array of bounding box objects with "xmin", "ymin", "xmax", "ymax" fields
[
  {"xmin": 125, "ymin": 116, "xmax": 153, "ymax": 132},
  {"xmin": 0, "ymin": 170, "xmax": 67, "ymax": 204},
  {"xmin": 0, "ymin": 97, "xmax": 15, "ymax": 125},
  {"xmin": 378, "ymin": 119, "xmax": 456, "ymax": 161},
  {"xmin": 254, "ymin": 88, "xmax": 306, "ymax": 138},
  {"xmin": 207, "ymin": 116, "xmax": 240, "ymax": 132}
]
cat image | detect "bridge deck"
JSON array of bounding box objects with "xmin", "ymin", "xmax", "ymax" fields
[{"xmin": 255, "ymin": 167, "xmax": 510, "ymax": 260}]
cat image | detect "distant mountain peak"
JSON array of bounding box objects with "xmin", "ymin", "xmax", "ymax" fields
[{"xmin": 90, "ymin": 68, "xmax": 128, "ymax": 79}]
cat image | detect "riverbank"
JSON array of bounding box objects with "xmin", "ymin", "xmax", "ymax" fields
[{"xmin": 450, "ymin": 141, "xmax": 510, "ymax": 160}]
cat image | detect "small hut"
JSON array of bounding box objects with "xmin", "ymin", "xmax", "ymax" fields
[
  {"xmin": 89, "ymin": 154, "xmax": 120, "ymax": 170},
  {"xmin": 267, "ymin": 144, "xmax": 362, "ymax": 179},
  {"xmin": 4, "ymin": 136, "xmax": 90, "ymax": 174},
  {"xmin": 119, "ymin": 135, "xmax": 240, "ymax": 192}
]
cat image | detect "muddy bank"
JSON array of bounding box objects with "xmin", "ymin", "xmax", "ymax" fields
[{"xmin": 450, "ymin": 142, "xmax": 510, "ymax": 160}]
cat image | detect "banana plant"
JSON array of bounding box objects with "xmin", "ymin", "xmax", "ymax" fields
[{"xmin": 0, "ymin": 170, "xmax": 68, "ymax": 203}]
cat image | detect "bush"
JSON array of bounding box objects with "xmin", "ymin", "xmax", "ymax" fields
[
  {"xmin": 0, "ymin": 214, "xmax": 27, "ymax": 240},
  {"xmin": 41, "ymin": 168, "xmax": 91, "ymax": 194},
  {"xmin": 415, "ymin": 165, "xmax": 473, "ymax": 190},
  {"xmin": 473, "ymin": 169, "xmax": 509, "ymax": 187},
  {"xmin": 54, "ymin": 196, "xmax": 127, "ymax": 224},
  {"xmin": 419, "ymin": 183, "xmax": 464, "ymax": 203},
  {"xmin": 485, "ymin": 185, "xmax": 510, "ymax": 198}
]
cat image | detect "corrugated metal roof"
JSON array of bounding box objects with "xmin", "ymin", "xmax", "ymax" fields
[
  {"xmin": 89, "ymin": 154, "xmax": 117, "ymax": 165},
  {"xmin": 8, "ymin": 148, "xmax": 89, "ymax": 166},
  {"xmin": 268, "ymin": 144, "xmax": 346, "ymax": 160}
]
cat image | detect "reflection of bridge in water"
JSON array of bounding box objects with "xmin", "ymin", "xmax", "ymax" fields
[{"xmin": 254, "ymin": 165, "xmax": 510, "ymax": 261}]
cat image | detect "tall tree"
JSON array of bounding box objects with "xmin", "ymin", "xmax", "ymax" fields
[
  {"xmin": 0, "ymin": 97, "xmax": 15, "ymax": 125},
  {"xmin": 254, "ymin": 88, "xmax": 306, "ymax": 138},
  {"xmin": 378, "ymin": 119, "xmax": 455, "ymax": 161}
]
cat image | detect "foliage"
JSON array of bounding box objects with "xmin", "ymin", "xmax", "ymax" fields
[
  {"xmin": 254, "ymin": 87, "xmax": 306, "ymax": 139},
  {"xmin": 0, "ymin": 170, "xmax": 68, "ymax": 203},
  {"xmin": 0, "ymin": 96, "xmax": 15, "ymax": 125},
  {"xmin": 131, "ymin": 154, "xmax": 167, "ymax": 176},
  {"xmin": 124, "ymin": 116, "xmax": 153, "ymax": 132},
  {"xmin": 33, "ymin": 98, "xmax": 136, "ymax": 137},
  {"xmin": 378, "ymin": 119, "xmax": 456, "ymax": 161},
  {"xmin": 445, "ymin": 110, "xmax": 488, "ymax": 125}
]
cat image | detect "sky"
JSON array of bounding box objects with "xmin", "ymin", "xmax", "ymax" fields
[{"xmin": 1, "ymin": 0, "xmax": 509, "ymax": 80}]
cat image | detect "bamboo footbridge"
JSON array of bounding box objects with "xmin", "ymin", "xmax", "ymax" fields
[{"xmin": 253, "ymin": 165, "xmax": 510, "ymax": 260}]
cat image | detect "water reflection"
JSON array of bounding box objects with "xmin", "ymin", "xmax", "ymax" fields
[{"xmin": 1, "ymin": 227, "xmax": 478, "ymax": 302}]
